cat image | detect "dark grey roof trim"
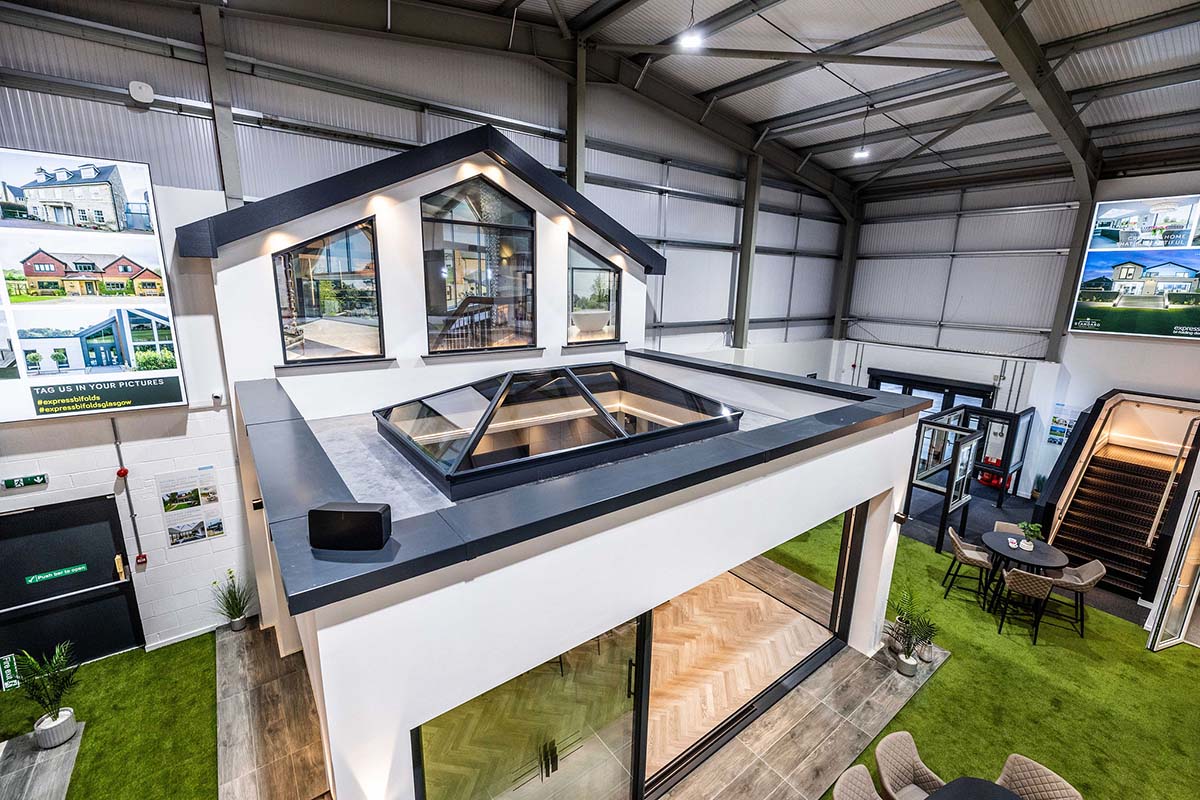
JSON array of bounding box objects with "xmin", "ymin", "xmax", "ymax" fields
[
  {"xmin": 238, "ymin": 356, "xmax": 927, "ymax": 614},
  {"xmin": 177, "ymin": 125, "xmax": 667, "ymax": 274}
]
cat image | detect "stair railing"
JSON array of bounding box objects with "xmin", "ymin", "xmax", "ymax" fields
[
  {"xmin": 1050, "ymin": 402, "xmax": 1120, "ymax": 544},
  {"xmin": 1145, "ymin": 415, "xmax": 1200, "ymax": 547}
]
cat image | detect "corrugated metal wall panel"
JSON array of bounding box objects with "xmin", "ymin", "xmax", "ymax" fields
[
  {"xmin": 655, "ymin": 328, "xmax": 728, "ymax": 353},
  {"xmin": 859, "ymin": 218, "xmax": 958, "ymax": 254},
  {"xmin": 582, "ymin": 184, "xmax": 661, "ymax": 238},
  {"xmin": 1083, "ymin": 83, "xmax": 1200, "ymax": 127},
  {"xmin": 937, "ymin": 327, "xmax": 1048, "ymax": 358},
  {"xmin": 850, "ymin": 257, "xmax": 952, "ymax": 320},
  {"xmin": 749, "ymin": 254, "xmax": 794, "ymax": 318},
  {"xmin": 586, "ymin": 148, "xmax": 663, "ymax": 184},
  {"xmin": 796, "ymin": 217, "xmax": 842, "ymax": 254},
  {"xmin": 789, "ymin": 257, "xmax": 837, "ymax": 318},
  {"xmin": 1024, "ymin": 0, "xmax": 1184, "ymax": 44},
  {"xmin": 758, "ymin": 212, "xmax": 798, "ymax": 249},
  {"xmin": 20, "ymin": 0, "xmax": 203, "ymax": 42},
  {"xmin": 955, "ymin": 208, "xmax": 1077, "ymax": 251},
  {"xmin": 659, "ymin": 247, "xmax": 735, "ymax": 323},
  {"xmin": 748, "ymin": 324, "xmax": 788, "ymax": 345},
  {"xmin": 666, "ymin": 197, "xmax": 738, "ymax": 242},
  {"xmin": 1059, "ymin": 22, "xmax": 1200, "ymax": 90},
  {"xmin": 865, "ymin": 192, "xmax": 960, "ymax": 219},
  {"xmin": 961, "ymin": 179, "xmax": 1076, "ymax": 210},
  {"xmin": 0, "ymin": 87, "xmax": 220, "ymax": 190},
  {"xmin": 848, "ymin": 320, "xmax": 939, "ymax": 348},
  {"xmin": 941, "ymin": 255, "xmax": 1065, "ymax": 329},
  {"xmin": 669, "ymin": 167, "xmax": 742, "ymax": 201},
  {"xmin": 236, "ymin": 126, "xmax": 392, "ymax": 198},
  {"xmin": 587, "ymin": 86, "xmax": 738, "ymax": 169},
  {"xmin": 0, "ymin": 23, "xmax": 210, "ymax": 100},
  {"xmin": 760, "ymin": 185, "xmax": 800, "ymax": 209},
  {"xmin": 223, "ymin": 16, "xmax": 565, "ymax": 129},
  {"xmin": 229, "ymin": 73, "xmax": 422, "ymax": 144},
  {"xmin": 422, "ymin": 116, "xmax": 561, "ymax": 169},
  {"xmin": 801, "ymin": 194, "xmax": 838, "ymax": 218}
]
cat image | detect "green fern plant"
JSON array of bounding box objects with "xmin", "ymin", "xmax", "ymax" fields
[
  {"xmin": 17, "ymin": 642, "xmax": 80, "ymax": 722},
  {"xmin": 212, "ymin": 568, "xmax": 253, "ymax": 621}
]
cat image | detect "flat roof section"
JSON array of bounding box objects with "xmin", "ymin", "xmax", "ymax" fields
[{"xmin": 239, "ymin": 350, "xmax": 929, "ymax": 614}]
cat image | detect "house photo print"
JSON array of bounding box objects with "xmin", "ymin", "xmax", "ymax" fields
[
  {"xmin": 1071, "ymin": 194, "xmax": 1200, "ymax": 340},
  {"xmin": 0, "ymin": 147, "xmax": 186, "ymax": 421}
]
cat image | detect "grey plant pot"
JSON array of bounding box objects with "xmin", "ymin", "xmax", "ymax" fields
[
  {"xmin": 896, "ymin": 654, "xmax": 919, "ymax": 677},
  {"xmin": 34, "ymin": 708, "xmax": 78, "ymax": 749},
  {"xmin": 230, "ymin": 616, "xmax": 248, "ymax": 632}
]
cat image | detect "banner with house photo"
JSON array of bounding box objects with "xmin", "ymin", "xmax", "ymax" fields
[
  {"xmin": 157, "ymin": 466, "xmax": 225, "ymax": 548},
  {"xmin": 0, "ymin": 146, "xmax": 186, "ymax": 420},
  {"xmin": 1070, "ymin": 194, "xmax": 1200, "ymax": 340}
]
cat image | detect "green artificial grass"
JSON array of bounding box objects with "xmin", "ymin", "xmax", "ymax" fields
[
  {"xmin": 772, "ymin": 523, "xmax": 1200, "ymax": 800},
  {"xmin": 0, "ymin": 635, "xmax": 217, "ymax": 800}
]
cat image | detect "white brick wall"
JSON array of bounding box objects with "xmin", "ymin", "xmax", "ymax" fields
[{"xmin": 0, "ymin": 405, "xmax": 252, "ymax": 649}]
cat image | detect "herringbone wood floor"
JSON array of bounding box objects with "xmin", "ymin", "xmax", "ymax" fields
[{"xmin": 646, "ymin": 572, "xmax": 833, "ymax": 775}]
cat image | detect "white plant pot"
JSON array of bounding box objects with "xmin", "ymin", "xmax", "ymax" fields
[
  {"xmin": 230, "ymin": 616, "xmax": 248, "ymax": 632},
  {"xmin": 1019, "ymin": 539, "xmax": 1035, "ymax": 551},
  {"xmin": 571, "ymin": 309, "xmax": 611, "ymax": 333},
  {"xmin": 897, "ymin": 654, "xmax": 919, "ymax": 677},
  {"xmin": 34, "ymin": 707, "xmax": 78, "ymax": 749}
]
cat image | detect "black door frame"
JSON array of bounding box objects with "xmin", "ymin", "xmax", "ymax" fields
[{"xmin": 867, "ymin": 368, "xmax": 996, "ymax": 411}]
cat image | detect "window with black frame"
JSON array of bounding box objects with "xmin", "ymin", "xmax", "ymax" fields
[
  {"xmin": 271, "ymin": 218, "xmax": 382, "ymax": 364},
  {"xmin": 421, "ymin": 176, "xmax": 535, "ymax": 353},
  {"xmin": 567, "ymin": 238, "xmax": 620, "ymax": 344}
]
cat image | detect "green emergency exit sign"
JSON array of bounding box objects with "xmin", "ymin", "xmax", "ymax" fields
[
  {"xmin": 0, "ymin": 655, "xmax": 18, "ymax": 691},
  {"xmin": 25, "ymin": 564, "xmax": 87, "ymax": 585},
  {"xmin": 3, "ymin": 473, "xmax": 47, "ymax": 489}
]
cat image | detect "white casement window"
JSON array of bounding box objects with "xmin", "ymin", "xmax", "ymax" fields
[
  {"xmin": 32, "ymin": 263, "xmax": 55, "ymax": 273},
  {"xmin": 119, "ymin": 265, "xmax": 132, "ymax": 273},
  {"xmin": 93, "ymin": 210, "xmax": 105, "ymax": 223},
  {"xmin": 78, "ymin": 209, "xmax": 89, "ymax": 222}
]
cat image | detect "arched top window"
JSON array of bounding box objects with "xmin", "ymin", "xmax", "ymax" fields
[{"xmin": 421, "ymin": 176, "xmax": 536, "ymax": 354}]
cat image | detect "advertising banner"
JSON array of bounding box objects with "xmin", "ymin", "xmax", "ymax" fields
[
  {"xmin": 1070, "ymin": 194, "xmax": 1200, "ymax": 340},
  {"xmin": 0, "ymin": 146, "xmax": 187, "ymax": 421}
]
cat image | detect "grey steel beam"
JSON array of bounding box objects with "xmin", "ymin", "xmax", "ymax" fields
[
  {"xmin": 495, "ymin": 0, "xmax": 529, "ymax": 15},
  {"xmin": 699, "ymin": 3, "xmax": 966, "ymax": 103},
  {"xmin": 955, "ymin": 0, "xmax": 1099, "ymax": 251},
  {"xmin": 832, "ymin": 203, "xmax": 862, "ymax": 341},
  {"xmin": 544, "ymin": 0, "xmax": 571, "ymax": 39},
  {"xmin": 863, "ymin": 153, "xmax": 1073, "ymax": 196},
  {"xmin": 199, "ymin": 5, "xmax": 244, "ymax": 209},
  {"xmin": 567, "ymin": 39, "xmax": 586, "ymax": 189},
  {"xmin": 594, "ymin": 43, "xmax": 1005, "ymax": 72},
  {"xmin": 1046, "ymin": 193, "xmax": 1093, "ymax": 361},
  {"xmin": 572, "ymin": 0, "xmax": 654, "ymax": 40},
  {"xmin": 838, "ymin": 133, "xmax": 1052, "ymax": 178},
  {"xmin": 732, "ymin": 154, "xmax": 763, "ymax": 349}
]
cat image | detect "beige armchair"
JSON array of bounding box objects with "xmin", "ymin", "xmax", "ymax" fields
[
  {"xmin": 998, "ymin": 569, "xmax": 1055, "ymax": 645},
  {"xmin": 943, "ymin": 526, "xmax": 992, "ymax": 603},
  {"xmin": 875, "ymin": 732, "xmax": 945, "ymax": 800},
  {"xmin": 1052, "ymin": 559, "xmax": 1106, "ymax": 638},
  {"xmin": 996, "ymin": 754, "xmax": 1082, "ymax": 800},
  {"xmin": 834, "ymin": 765, "xmax": 884, "ymax": 800}
]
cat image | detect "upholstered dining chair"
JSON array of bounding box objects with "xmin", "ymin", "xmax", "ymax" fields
[
  {"xmin": 875, "ymin": 731, "xmax": 945, "ymax": 800},
  {"xmin": 996, "ymin": 754, "xmax": 1082, "ymax": 800},
  {"xmin": 834, "ymin": 765, "xmax": 884, "ymax": 800},
  {"xmin": 997, "ymin": 569, "xmax": 1055, "ymax": 644},
  {"xmin": 1051, "ymin": 559, "xmax": 1106, "ymax": 638},
  {"xmin": 993, "ymin": 521, "xmax": 1023, "ymax": 536},
  {"xmin": 942, "ymin": 527, "xmax": 992, "ymax": 603}
]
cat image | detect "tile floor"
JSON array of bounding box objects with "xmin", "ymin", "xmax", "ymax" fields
[
  {"xmin": 0, "ymin": 723, "xmax": 84, "ymax": 800},
  {"xmin": 216, "ymin": 620, "xmax": 329, "ymax": 800}
]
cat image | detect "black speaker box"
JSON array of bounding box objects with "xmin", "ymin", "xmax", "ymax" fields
[{"xmin": 308, "ymin": 502, "xmax": 392, "ymax": 550}]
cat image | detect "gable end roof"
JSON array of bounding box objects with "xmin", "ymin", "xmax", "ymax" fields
[{"xmin": 176, "ymin": 126, "xmax": 666, "ymax": 274}]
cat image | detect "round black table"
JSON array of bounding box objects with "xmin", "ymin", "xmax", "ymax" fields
[
  {"xmin": 929, "ymin": 777, "xmax": 1021, "ymax": 800},
  {"xmin": 981, "ymin": 529, "xmax": 1069, "ymax": 610}
]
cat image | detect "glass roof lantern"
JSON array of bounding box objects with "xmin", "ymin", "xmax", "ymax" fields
[{"xmin": 375, "ymin": 362, "xmax": 742, "ymax": 500}]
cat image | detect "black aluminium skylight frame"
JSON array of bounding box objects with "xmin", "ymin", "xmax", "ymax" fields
[{"xmin": 373, "ymin": 361, "xmax": 743, "ymax": 500}]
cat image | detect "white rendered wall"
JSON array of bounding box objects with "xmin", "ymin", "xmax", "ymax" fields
[
  {"xmin": 308, "ymin": 419, "xmax": 916, "ymax": 800},
  {"xmin": 213, "ymin": 157, "xmax": 649, "ymax": 420}
]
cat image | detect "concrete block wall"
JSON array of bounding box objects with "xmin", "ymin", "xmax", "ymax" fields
[{"xmin": 0, "ymin": 404, "xmax": 250, "ymax": 649}]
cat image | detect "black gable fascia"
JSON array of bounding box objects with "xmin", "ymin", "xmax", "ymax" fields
[{"xmin": 175, "ymin": 126, "xmax": 667, "ymax": 274}]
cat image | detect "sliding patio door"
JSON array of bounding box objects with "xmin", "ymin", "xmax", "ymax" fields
[{"xmin": 415, "ymin": 618, "xmax": 643, "ymax": 800}]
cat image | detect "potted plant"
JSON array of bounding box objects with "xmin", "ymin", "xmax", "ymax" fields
[
  {"xmin": 1018, "ymin": 521, "xmax": 1042, "ymax": 551},
  {"xmin": 17, "ymin": 642, "xmax": 81, "ymax": 749},
  {"xmin": 885, "ymin": 587, "xmax": 916, "ymax": 654},
  {"xmin": 212, "ymin": 568, "xmax": 253, "ymax": 631},
  {"xmin": 1031, "ymin": 473, "xmax": 1047, "ymax": 501}
]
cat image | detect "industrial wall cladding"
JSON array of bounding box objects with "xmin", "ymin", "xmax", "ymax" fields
[
  {"xmin": 0, "ymin": 146, "xmax": 186, "ymax": 420},
  {"xmin": 1071, "ymin": 194, "xmax": 1200, "ymax": 340}
]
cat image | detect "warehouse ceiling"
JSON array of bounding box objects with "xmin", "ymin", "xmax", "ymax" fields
[{"xmin": 421, "ymin": 0, "xmax": 1200, "ymax": 198}]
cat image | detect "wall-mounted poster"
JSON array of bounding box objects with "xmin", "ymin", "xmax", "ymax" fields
[
  {"xmin": 0, "ymin": 146, "xmax": 186, "ymax": 421},
  {"xmin": 157, "ymin": 466, "xmax": 224, "ymax": 548},
  {"xmin": 1070, "ymin": 194, "xmax": 1200, "ymax": 340}
]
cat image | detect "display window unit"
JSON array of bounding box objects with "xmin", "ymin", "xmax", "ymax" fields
[
  {"xmin": 421, "ymin": 176, "xmax": 536, "ymax": 354},
  {"xmin": 867, "ymin": 368, "xmax": 995, "ymax": 417},
  {"xmin": 271, "ymin": 218, "xmax": 383, "ymax": 365},
  {"xmin": 567, "ymin": 237, "xmax": 621, "ymax": 345}
]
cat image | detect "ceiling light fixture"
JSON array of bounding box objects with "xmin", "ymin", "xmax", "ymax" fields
[
  {"xmin": 679, "ymin": 0, "xmax": 702, "ymax": 48},
  {"xmin": 852, "ymin": 105, "xmax": 871, "ymax": 161},
  {"xmin": 853, "ymin": 148, "xmax": 870, "ymax": 159}
]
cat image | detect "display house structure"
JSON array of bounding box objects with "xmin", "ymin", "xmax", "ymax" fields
[{"xmin": 178, "ymin": 126, "xmax": 928, "ymax": 800}]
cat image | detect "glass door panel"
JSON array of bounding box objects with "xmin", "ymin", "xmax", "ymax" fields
[
  {"xmin": 418, "ymin": 619, "xmax": 640, "ymax": 800},
  {"xmin": 1151, "ymin": 491, "xmax": 1200, "ymax": 650}
]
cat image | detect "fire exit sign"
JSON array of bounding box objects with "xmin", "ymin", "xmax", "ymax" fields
[
  {"xmin": 0, "ymin": 655, "xmax": 18, "ymax": 691},
  {"xmin": 3, "ymin": 473, "xmax": 47, "ymax": 489}
]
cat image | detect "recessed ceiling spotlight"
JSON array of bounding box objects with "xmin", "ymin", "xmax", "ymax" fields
[
  {"xmin": 853, "ymin": 148, "xmax": 870, "ymax": 160},
  {"xmin": 679, "ymin": 30, "xmax": 703, "ymax": 48}
]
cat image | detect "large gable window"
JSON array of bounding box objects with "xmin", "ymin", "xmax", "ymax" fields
[
  {"xmin": 271, "ymin": 218, "xmax": 382, "ymax": 364},
  {"xmin": 567, "ymin": 238, "xmax": 620, "ymax": 344},
  {"xmin": 421, "ymin": 176, "xmax": 535, "ymax": 354}
]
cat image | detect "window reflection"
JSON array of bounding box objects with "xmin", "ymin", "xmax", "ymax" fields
[{"xmin": 567, "ymin": 239, "xmax": 620, "ymax": 344}]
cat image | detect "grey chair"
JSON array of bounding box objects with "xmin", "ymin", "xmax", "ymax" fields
[
  {"xmin": 997, "ymin": 569, "xmax": 1055, "ymax": 645},
  {"xmin": 993, "ymin": 521, "xmax": 1023, "ymax": 536},
  {"xmin": 875, "ymin": 731, "xmax": 944, "ymax": 800},
  {"xmin": 1051, "ymin": 559, "xmax": 1106, "ymax": 638},
  {"xmin": 942, "ymin": 527, "xmax": 992, "ymax": 603},
  {"xmin": 834, "ymin": 765, "xmax": 884, "ymax": 800},
  {"xmin": 996, "ymin": 754, "xmax": 1082, "ymax": 800}
]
